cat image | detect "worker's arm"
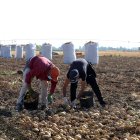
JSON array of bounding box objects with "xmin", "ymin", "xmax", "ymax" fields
[
  {"xmin": 62, "ymin": 78, "xmax": 70, "ymax": 97},
  {"xmin": 77, "ymin": 80, "xmax": 86, "ymax": 99}
]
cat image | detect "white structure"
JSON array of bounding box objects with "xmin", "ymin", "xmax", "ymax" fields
[
  {"xmin": 84, "ymin": 41, "xmax": 99, "ymax": 64},
  {"xmin": 2, "ymin": 45, "xmax": 12, "ymax": 58},
  {"xmin": 15, "ymin": 45, "xmax": 23, "ymax": 59},
  {"xmin": 41, "ymin": 43, "xmax": 52, "ymax": 60},
  {"xmin": 25, "ymin": 43, "xmax": 36, "ymax": 60},
  {"xmin": 62, "ymin": 42, "xmax": 76, "ymax": 64},
  {"xmin": 1, "ymin": 46, "xmax": 4, "ymax": 57}
]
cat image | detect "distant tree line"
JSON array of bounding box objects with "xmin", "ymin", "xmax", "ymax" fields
[
  {"xmin": 4, "ymin": 44, "xmax": 140, "ymax": 52},
  {"xmin": 99, "ymin": 46, "xmax": 139, "ymax": 51}
]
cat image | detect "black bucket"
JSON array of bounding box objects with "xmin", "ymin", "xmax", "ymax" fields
[
  {"xmin": 24, "ymin": 91, "xmax": 39, "ymax": 110},
  {"xmin": 80, "ymin": 91, "xmax": 94, "ymax": 108}
]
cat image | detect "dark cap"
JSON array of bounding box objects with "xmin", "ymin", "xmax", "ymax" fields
[{"xmin": 69, "ymin": 69, "xmax": 79, "ymax": 83}]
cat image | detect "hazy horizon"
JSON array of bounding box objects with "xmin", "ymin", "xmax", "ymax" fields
[
  {"xmin": 0, "ymin": 0, "xmax": 140, "ymax": 48},
  {"xmin": 0, "ymin": 39, "xmax": 139, "ymax": 49}
]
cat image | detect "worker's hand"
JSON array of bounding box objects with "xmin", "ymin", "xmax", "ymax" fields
[
  {"xmin": 70, "ymin": 99, "xmax": 77, "ymax": 108},
  {"xmin": 48, "ymin": 94, "xmax": 53, "ymax": 104},
  {"xmin": 71, "ymin": 99, "xmax": 81, "ymax": 108},
  {"xmin": 63, "ymin": 97, "xmax": 69, "ymax": 105}
]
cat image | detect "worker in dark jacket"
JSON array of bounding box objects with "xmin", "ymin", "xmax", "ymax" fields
[
  {"xmin": 16, "ymin": 56, "xmax": 60, "ymax": 111},
  {"xmin": 63, "ymin": 58, "xmax": 106, "ymax": 107}
]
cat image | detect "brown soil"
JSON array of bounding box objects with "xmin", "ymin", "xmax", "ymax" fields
[{"xmin": 0, "ymin": 55, "xmax": 140, "ymax": 140}]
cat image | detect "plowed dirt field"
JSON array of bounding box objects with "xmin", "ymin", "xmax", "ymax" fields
[{"xmin": 0, "ymin": 53, "xmax": 140, "ymax": 140}]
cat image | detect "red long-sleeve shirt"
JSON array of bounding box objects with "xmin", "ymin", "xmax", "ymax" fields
[{"xmin": 25, "ymin": 56, "xmax": 57, "ymax": 93}]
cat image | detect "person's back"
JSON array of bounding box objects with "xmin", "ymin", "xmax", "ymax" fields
[
  {"xmin": 69, "ymin": 58, "xmax": 88, "ymax": 69},
  {"xmin": 67, "ymin": 58, "xmax": 88, "ymax": 81},
  {"xmin": 29, "ymin": 56, "xmax": 52, "ymax": 70},
  {"xmin": 63, "ymin": 58, "xmax": 106, "ymax": 108}
]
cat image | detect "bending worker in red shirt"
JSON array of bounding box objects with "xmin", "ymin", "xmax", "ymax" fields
[{"xmin": 16, "ymin": 56, "xmax": 60, "ymax": 111}]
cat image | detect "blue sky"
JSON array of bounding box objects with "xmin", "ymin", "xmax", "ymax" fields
[{"xmin": 0, "ymin": 0, "xmax": 140, "ymax": 48}]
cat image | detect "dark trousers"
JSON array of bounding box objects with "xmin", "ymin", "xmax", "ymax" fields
[
  {"xmin": 70, "ymin": 82, "xmax": 78, "ymax": 102},
  {"xmin": 86, "ymin": 75, "xmax": 103, "ymax": 103},
  {"xmin": 70, "ymin": 63, "xmax": 104, "ymax": 103}
]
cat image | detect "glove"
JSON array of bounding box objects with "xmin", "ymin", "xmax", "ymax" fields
[
  {"xmin": 48, "ymin": 94, "xmax": 53, "ymax": 104},
  {"xmin": 71, "ymin": 99, "xmax": 77, "ymax": 108},
  {"xmin": 71, "ymin": 99, "xmax": 79, "ymax": 108},
  {"xmin": 63, "ymin": 97, "xmax": 69, "ymax": 105}
]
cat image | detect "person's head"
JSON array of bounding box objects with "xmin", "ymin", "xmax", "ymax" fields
[
  {"xmin": 69, "ymin": 69, "xmax": 79, "ymax": 83},
  {"xmin": 48, "ymin": 66, "xmax": 60, "ymax": 82}
]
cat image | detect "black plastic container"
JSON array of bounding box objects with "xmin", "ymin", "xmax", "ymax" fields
[
  {"xmin": 80, "ymin": 91, "xmax": 94, "ymax": 108},
  {"xmin": 24, "ymin": 91, "xmax": 39, "ymax": 110}
]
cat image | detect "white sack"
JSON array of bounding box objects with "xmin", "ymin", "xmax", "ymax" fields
[
  {"xmin": 25, "ymin": 43, "xmax": 36, "ymax": 60},
  {"xmin": 41, "ymin": 43, "xmax": 52, "ymax": 60},
  {"xmin": 62, "ymin": 42, "xmax": 76, "ymax": 64},
  {"xmin": 84, "ymin": 41, "xmax": 99, "ymax": 64}
]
